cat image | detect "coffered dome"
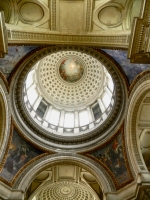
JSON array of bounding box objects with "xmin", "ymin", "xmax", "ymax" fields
[
  {"xmin": 37, "ymin": 181, "xmax": 99, "ymax": 200},
  {"xmin": 23, "ymin": 50, "xmax": 114, "ymax": 136},
  {"xmin": 10, "ymin": 46, "xmax": 127, "ymax": 152}
]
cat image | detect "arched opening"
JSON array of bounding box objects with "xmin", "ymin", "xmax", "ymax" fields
[
  {"xmin": 0, "ymin": 78, "xmax": 10, "ymax": 165},
  {"xmin": 25, "ymin": 164, "xmax": 103, "ymax": 200},
  {"xmin": 126, "ymin": 70, "xmax": 150, "ymax": 175},
  {"xmin": 12, "ymin": 154, "xmax": 115, "ymax": 199}
]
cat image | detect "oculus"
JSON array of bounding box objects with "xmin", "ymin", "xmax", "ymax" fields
[{"xmin": 23, "ymin": 50, "xmax": 114, "ymax": 136}]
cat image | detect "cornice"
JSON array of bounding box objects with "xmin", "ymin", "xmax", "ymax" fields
[
  {"xmin": 7, "ymin": 26, "xmax": 130, "ymax": 48},
  {"xmin": 128, "ymin": 0, "xmax": 150, "ymax": 63}
]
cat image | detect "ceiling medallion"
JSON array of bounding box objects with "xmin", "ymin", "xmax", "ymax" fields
[
  {"xmin": 59, "ymin": 57, "xmax": 84, "ymax": 83},
  {"xmin": 60, "ymin": 186, "xmax": 71, "ymax": 195}
]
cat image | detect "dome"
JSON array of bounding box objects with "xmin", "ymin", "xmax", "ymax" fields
[
  {"xmin": 24, "ymin": 50, "xmax": 114, "ymax": 136},
  {"xmin": 11, "ymin": 46, "xmax": 127, "ymax": 152}
]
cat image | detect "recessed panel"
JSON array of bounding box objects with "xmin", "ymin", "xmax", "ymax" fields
[
  {"xmin": 20, "ymin": 3, "xmax": 44, "ymax": 22},
  {"xmin": 58, "ymin": 165, "xmax": 75, "ymax": 179},
  {"xmin": 139, "ymin": 105, "xmax": 150, "ymax": 121},
  {"xmin": 99, "ymin": 6, "xmax": 122, "ymax": 26},
  {"xmin": 59, "ymin": 1, "xmax": 83, "ymax": 32}
]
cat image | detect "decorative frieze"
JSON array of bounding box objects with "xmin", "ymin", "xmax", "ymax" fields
[
  {"xmin": 85, "ymin": 0, "xmax": 93, "ymax": 32},
  {"xmin": 51, "ymin": 0, "xmax": 56, "ymax": 30},
  {"xmin": 7, "ymin": 28, "xmax": 130, "ymax": 48}
]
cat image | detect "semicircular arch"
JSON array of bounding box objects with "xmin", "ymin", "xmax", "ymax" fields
[
  {"xmin": 0, "ymin": 73, "xmax": 11, "ymax": 166},
  {"xmin": 12, "ymin": 153, "xmax": 116, "ymax": 195},
  {"xmin": 126, "ymin": 70, "xmax": 150, "ymax": 174}
]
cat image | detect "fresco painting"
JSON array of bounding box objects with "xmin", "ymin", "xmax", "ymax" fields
[
  {"xmin": 0, "ymin": 129, "xmax": 42, "ymax": 182},
  {"xmin": 103, "ymin": 49, "xmax": 150, "ymax": 83},
  {"xmin": 0, "ymin": 46, "xmax": 38, "ymax": 77},
  {"xmin": 91, "ymin": 132, "xmax": 130, "ymax": 185},
  {"xmin": 59, "ymin": 57, "xmax": 84, "ymax": 83}
]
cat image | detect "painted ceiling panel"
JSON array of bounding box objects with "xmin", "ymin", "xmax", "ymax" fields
[{"xmin": 0, "ymin": 46, "xmax": 37, "ymax": 77}]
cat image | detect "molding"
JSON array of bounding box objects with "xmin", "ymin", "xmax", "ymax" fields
[
  {"xmin": 0, "ymin": 11, "xmax": 8, "ymax": 58},
  {"xmin": 6, "ymin": 24, "xmax": 130, "ymax": 48},
  {"xmin": 50, "ymin": 0, "xmax": 57, "ymax": 31},
  {"xmin": 0, "ymin": 73, "xmax": 11, "ymax": 171},
  {"xmin": 93, "ymin": 1, "xmax": 123, "ymax": 30},
  {"xmin": 0, "ymin": 181, "xmax": 24, "ymax": 200},
  {"xmin": 126, "ymin": 70, "xmax": 150, "ymax": 176},
  {"xmin": 17, "ymin": 0, "xmax": 49, "ymax": 27},
  {"xmin": 85, "ymin": 0, "xmax": 94, "ymax": 32},
  {"xmin": 12, "ymin": 153, "xmax": 116, "ymax": 193},
  {"xmin": 128, "ymin": 0, "xmax": 150, "ymax": 63}
]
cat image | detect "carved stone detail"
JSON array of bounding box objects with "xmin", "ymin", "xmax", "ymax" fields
[
  {"xmin": 85, "ymin": 0, "xmax": 93, "ymax": 32},
  {"xmin": 128, "ymin": 0, "xmax": 150, "ymax": 63},
  {"xmin": 7, "ymin": 28, "xmax": 130, "ymax": 48},
  {"xmin": 51, "ymin": 0, "xmax": 56, "ymax": 30},
  {"xmin": 12, "ymin": 153, "xmax": 116, "ymax": 192},
  {"xmin": 127, "ymin": 71, "xmax": 150, "ymax": 172},
  {"xmin": 0, "ymin": 12, "xmax": 8, "ymax": 58}
]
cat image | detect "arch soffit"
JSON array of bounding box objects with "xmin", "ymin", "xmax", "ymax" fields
[
  {"xmin": 126, "ymin": 70, "xmax": 150, "ymax": 175},
  {"xmin": 12, "ymin": 153, "xmax": 116, "ymax": 194},
  {"xmin": 0, "ymin": 72, "xmax": 11, "ymax": 166}
]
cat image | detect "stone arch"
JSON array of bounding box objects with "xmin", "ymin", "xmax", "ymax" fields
[
  {"xmin": 0, "ymin": 74, "xmax": 11, "ymax": 166},
  {"xmin": 126, "ymin": 70, "xmax": 150, "ymax": 175},
  {"xmin": 12, "ymin": 153, "xmax": 116, "ymax": 196}
]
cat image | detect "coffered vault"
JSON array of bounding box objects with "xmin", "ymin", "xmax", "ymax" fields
[{"xmin": 0, "ymin": 0, "xmax": 150, "ymax": 200}]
